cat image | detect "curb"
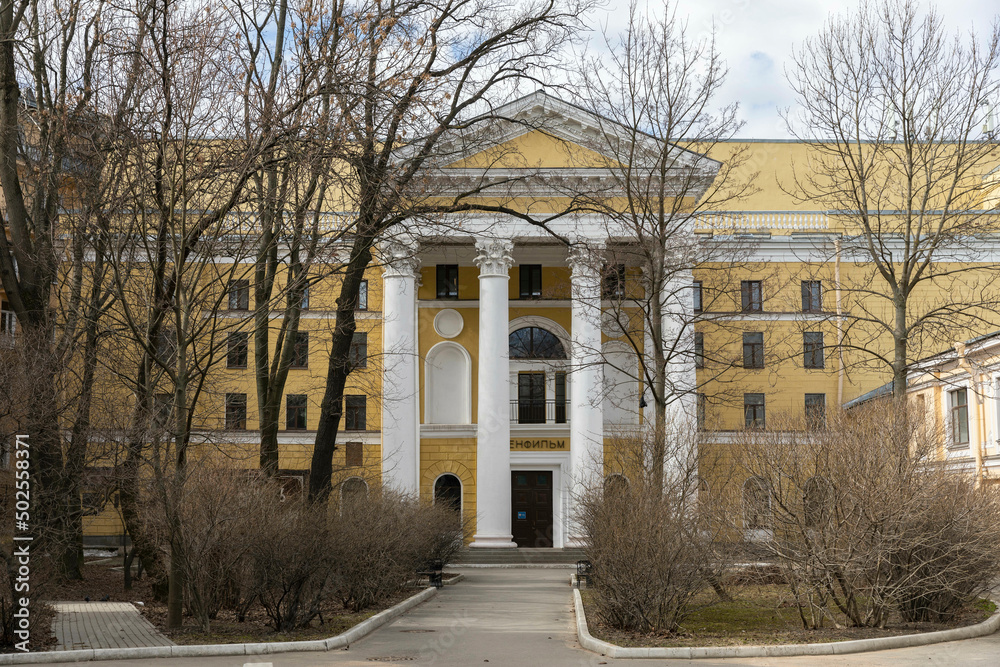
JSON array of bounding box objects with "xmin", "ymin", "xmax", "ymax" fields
[
  {"xmin": 446, "ymin": 564, "xmax": 576, "ymax": 569},
  {"xmin": 573, "ymin": 589, "xmax": 1000, "ymax": 659},
  {"xmin": 1, "ymin": 587, "xmax": 439, "ymax": 664}
]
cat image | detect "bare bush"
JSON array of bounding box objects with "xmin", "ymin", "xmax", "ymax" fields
[
  {"xmin": 329, "ymin": 489, "xmax": 462, "ymax": 613},
  {"xmin": 578, "ymin": 424, "xmax": 731, "ymax": 634},
  {"xmin": 732, "ymin": 400, "xmax": 1000, "ymax": 628}
]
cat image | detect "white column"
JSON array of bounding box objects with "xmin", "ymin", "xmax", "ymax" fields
[
  {"xmin": 470, "ymin": 238, "xmax": 517, "ymax": 548},
  {"xmin": 568, "ymin": 241, "xmax": 604, "ymax": 546},
  {"xmin": 381, "ymin": 241, "xmax": 420, "ymax": 495}
]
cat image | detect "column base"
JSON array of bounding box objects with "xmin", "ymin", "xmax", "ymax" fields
[{"xmin": 469, "ymin": 535, "xmax": 518, "ymax": 548}]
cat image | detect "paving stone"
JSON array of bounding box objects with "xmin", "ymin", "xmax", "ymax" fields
[{"xmin": 50, "ymin": 602, "xmax": 174, "ymax": 650}]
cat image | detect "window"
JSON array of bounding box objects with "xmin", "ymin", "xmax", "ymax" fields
[
  {"xmin": 1, "ymin": 300, "xmax": 15, "ymax": 336},
  {"xmin": 743, "ymin": 332, "xmax": 764, "ymax": 369},
  {"xmin": 344, "ymin": 395, "xmax": 366, "ymax": 431},
  {"xmin": 697, "ymin": 393, "xmax": 706, "ymax": 430},
  {"xmin": 349, "ymin": 331, "xmax": 368, "ymax": 369},
  {"xmin": 554, "ymin": 371, "xmax": 567, "ymax": 424},
  {"xmin": 803, "ymin": 332, "xmax": 824, "ymax": 369},
  {"xmin": 227, "ymin": 332, "xmax": 248, "ymax": 368},
  {"xmin": 291, "ymin": 331, "xmax": 309, "ymax": 368},
  {"xmin": 741, "ymin": 280, "xmax": 762, "ymax": 312},
  {"xmin": 508, "ymin": 327, "xmax": 566, "ymax": 359},
  {"xmin": 693, "ymin": 281, "xmax": 703, "ymax": 313},
  {"xmin": 744, "ymin": 393, "xmax": 765, "ymax": 429},
  {"xmin": 802, "ymin": 280, "xmax": 822, "ymax": 312},
  {"xmin": 225, "ymin": 393, "xmax": 247, "ymax": 430},
  {"xmin": 154, "ymin": 328, "xmax": 176, "ymax": 366},
  {"xmin": 950, "ymin": 388, "xmax": 969, "ymax": 446},
  {"xmin": 695, "ymin": 332, "xmax": 705, "ymax": 368},
  {"xmin": 517, "ymin": 372, "xmax": 546, "ymax": 424},
  {"xmin": 357, "ymin": 280, "xmax": 368, "ymax": 310},
  {"xmin": 804, "ymin": 477, "xmax": 831, "ymax": 528},
  {"xmin": 299, "ymin": 285, "xmax": 310, "ymax": 311},
  {"xmin": 603, "ymin": 264, "xmax": 626, "ymax": 300},
  {"xmin": 805, "ymin": 393, "xmax": 826, "ymax": 430},
  {"xmin": 286, "ymin": 394, "xmax": 307, "ymax": 430},
  {"xmin": 228, "ymin": 279, "xmax": 250, "ymax": 310},
  {"xmin": 743, "ymin": 477, "xmax": 772, "ymax": 530},
  {"xmin": 345, "ymin": 442, "xmax": 363, "ymax": 466},
  {"xmin": 519, "ymin": 264, "xmax": 542, "ymax": 299},
  {"xmin": 152, "ymin": 393, "xmax": 172, "ymax": 429},
  {"xmin": 436, "ymin": 265, "xmax": 459, "ymax": 299}
]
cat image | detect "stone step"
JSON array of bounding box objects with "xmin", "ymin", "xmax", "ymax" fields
[{"xmin": 451, "ymin": 547, "xmax": 587, "ymax": 565}]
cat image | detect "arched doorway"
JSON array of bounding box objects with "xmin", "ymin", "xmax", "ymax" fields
[{"xmin": 434, "ymin": 474, "xmax": 463, "ymax": 531}]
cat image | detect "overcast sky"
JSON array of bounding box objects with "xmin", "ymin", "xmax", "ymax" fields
[{"xmin": 589, "ymin": 0, "xmax": 998, "ymax": 138}]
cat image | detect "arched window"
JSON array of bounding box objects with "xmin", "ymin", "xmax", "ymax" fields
[
  {"xmin": 434, "ymin": 474, "xmax": 462, "ymax": 532},
  {"xmin": 803, "ymin": 476, "xmax": 831, "ymax": 528},
  {"xmin": 509, "ymin": 327, "xmax": 566, "ymax": 359},
  {"xmin": 341, "ymin": 477, "xmax": 368, "ymax": 510},
  {"xmin": 743, "ymin": 477, "xmax": 772, "ymax": 530}
]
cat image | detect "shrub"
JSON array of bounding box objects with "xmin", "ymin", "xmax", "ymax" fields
[{"xmin": 578, "ymin": 426, "xmax": 729, "ymax": 634}]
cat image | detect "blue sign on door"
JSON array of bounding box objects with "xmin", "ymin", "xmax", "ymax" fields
[{"xmin": 517, "ymin": 511, "xmax": 527, "ymax": 520}]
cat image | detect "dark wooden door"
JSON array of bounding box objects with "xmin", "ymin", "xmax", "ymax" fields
[{"xmin": 511, "ymin": 471, "xmax": 553, "ymax": 547}]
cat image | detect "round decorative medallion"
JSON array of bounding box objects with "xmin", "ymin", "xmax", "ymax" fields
[{"xmin": 433, "ymin": 309, "xmax": 464, "ymax": 338}]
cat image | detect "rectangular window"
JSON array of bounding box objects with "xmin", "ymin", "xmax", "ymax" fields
[
  {"xmin": 744, "ymin": 393, "xmax": 765, "ymax": 429},
  {"xmin": 227, "ymin": 332, "xmax": 248, "ymax": 368},
  {"xmin": 225, "ymin": 393, "xmax": 247, "ymax": 430},
  {"xmin": 693, "ymin": 281, "xmax": 703, "ymax": 313},
  {"xmin": 743, "ymin": 332, "xmax": 764, "ymax": 369},
  {"xmin": 154, "ymin": 328, "xmax": 176, "ymax": 366},
  {"xmin": 349, "ymin": 331, "xmax": 368, "ymax": 369},
  {"xmin": 517, "ymin": 372, "xmax": 546, "ymax": 424},
  {"xmin": 153, "ymin": 393, "xmax": 172, "ymax": 429},
  {"xmin": 357, "ymin": 280, "xmax": 368, "ymax": 310},
  {"xmin": 228, "ymin": 279, "xmax": 250, "ymax": 310},
  {"xmin": 951, "ymin": 388, "xmax": 969, "ymax": 446},
  {"xmin": 286, "ymin": 394, "xmax": 307, "ymax": 430},
  {"xmin": 290, "ymin": 331, "xmax": 309, "ymax": 368},
  {"xmin": 805, "ymin": 393, "xmax": 826, "ymax": 430},
  {"xmin": 802, "ymin": 280, "xmax": 822, "ymax": 312},
  {"xmin": 345, "ymin": 395, "xmax": 366, "ymax": 431},
  {"xmin": 695, "ymin": 332, "xmax": 705, "ymax": 369},
  {"xmin": 741, "ymin": 280, "xmax": 762, "ymax": 312},
  {"xmin": 803, "ymin": 332, "xmax": 824, "ymax": 369},
  {"xmin": 436, "ymin": 265, "xmax": 459, "ymax": 299},
  {"xmin": 554, "ymin": 371, "xmax": 567, "ymax": 424},
  {"xmin": 299, "ymin": 285, "xmax": 310, "ymax": 311},
  {"xmin": 1, "ymin": 300, "xmax": 15, "ymax": 336},
  {"xmin": 602, "ymin": 264, "xmax": 627, "ymax": 300},
  {"xmin": 519, "ymin": 265, "xmax": 542, "ymax": 299},
  {"xmin": 697, "ymin": 393, "xmax": 706, "ymax": 431},
  {"xmin": 345, "ymin": 442, "xmax": 363, "ymax": 466}
]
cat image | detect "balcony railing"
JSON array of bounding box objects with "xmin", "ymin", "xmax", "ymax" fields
[{"xmin": 510, "ymin": 399, "xmax": 568, "ymax": 425}]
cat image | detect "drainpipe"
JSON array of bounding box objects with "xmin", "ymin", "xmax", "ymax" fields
[
  {"xmin": 953, "ymin": 342, "xmax": 985, "ymax": 485},
  {"xmin": 835, "ymin": 237, "xmax": 844, "ymax": 406}
]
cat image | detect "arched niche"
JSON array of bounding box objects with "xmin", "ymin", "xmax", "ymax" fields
[{"xmin": 425, "ymin": 341, "xmax": 472, "ymax": 424}]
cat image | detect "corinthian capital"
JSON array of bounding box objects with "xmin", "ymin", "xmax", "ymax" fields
[
  {"xmin": 382, "ymin": 240, "xmax": 420, "ymax": 279},
  {"xmin": 474, "ymin": 238, "xmax": 514, "ymax": 277},
  {"xmin": 567, "ymin": 237, "xmax": 605, "ymax": 279}
]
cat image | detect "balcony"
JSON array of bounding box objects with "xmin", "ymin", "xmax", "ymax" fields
[{"xmin": 510, "ymin": 399, "xmax": 568, "ymax": 425}]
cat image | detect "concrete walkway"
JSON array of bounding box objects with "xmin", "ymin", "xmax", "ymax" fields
[
  {"xmin": 35, "ymin": 568, "xmax": 1000, "ymax": 666},
  {"xmin": 50, "ymin": 602, "xmax": 173, "ymax": 651}
]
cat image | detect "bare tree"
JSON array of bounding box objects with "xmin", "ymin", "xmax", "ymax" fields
[
  {"xmin": 571, "ymin": 1, "xmax": 756, "ymax": 488},
  {"xmin": 303, "ymin": 0, "xmax": 592, "ymax": 501},
  {"xmin": 785, "ymin": 0, "xmax": 1000, "ymax": 397}
]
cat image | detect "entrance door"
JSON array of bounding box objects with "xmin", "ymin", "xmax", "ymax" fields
[
  {"xmin": 511, "ymin": 471, "xmax": 553, "ymax": 547},
  {"xmin": 518, "ymin": 372, "xmax": 546, "ymax": 424}
]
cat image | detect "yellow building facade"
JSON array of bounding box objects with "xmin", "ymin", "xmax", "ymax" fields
[{"xmin": 5, "ymin": 91, "xmax": 998, "ymax": 547}]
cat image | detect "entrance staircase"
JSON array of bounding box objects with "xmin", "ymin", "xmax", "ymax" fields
[{"xmin": 451, "ymin": 547, "xmax": 586, "ymax": 566}]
